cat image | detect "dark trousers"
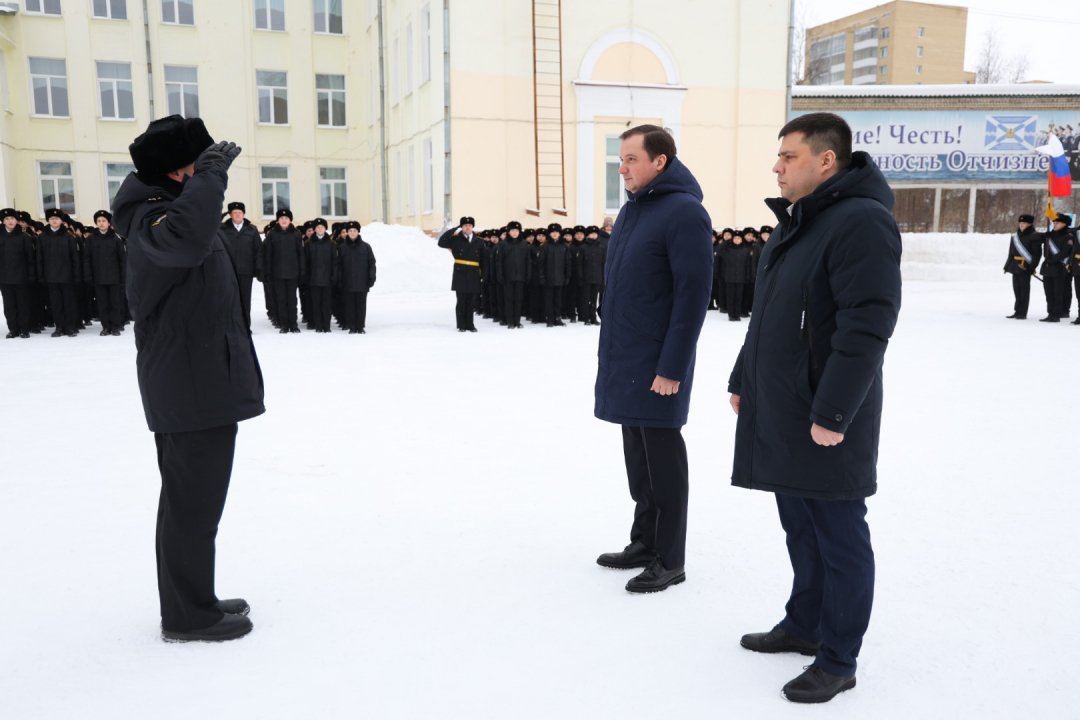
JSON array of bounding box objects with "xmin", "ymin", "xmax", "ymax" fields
[
  {"xmin": 1074, "ymin": 276, "xmax": 1080, "ymax": 316},
  {"xmin": 1045, "ymin": 274, "xmax": 1068, "ymax": 318},
  {"xmin": 725, "ymin": 282, "xmax": 745, "ymax": 320},
  {"xmin": 582, "ymin": 283, "xmax": 600, "ymax": 323},
  {"xmin": 528, "ymin": 285, "xmax": 544, "ymax": 322},
  {"xmin": 744, "ymin": 281, "xmax": 756, "ymax": 313},
  {"xmin": 273, "ymin": 279, "xmax": 298, "ymax": 330},
  {"xmin": 562, "ymin": 282, "xmax": 578, "ymax": 320},
  {"xmin": 455, "ymin": 291, "xmax": 477, "ymax": 330},
  {"xmin": 1064, "ymin": 274, "xmax": 1075, "ymax": 317},
  {"xmin": 1, "ymin": 284, "xmax": 31, "ymax": 334},
  {"xmin": 47, "ymin": 282, "xmax": 78, "ymax": 332},
  {"xmin": 1011, "ymin": 272, "xmax": 1031, "ymax": 316},
  {"xmin": 237, "ymin": 274, "xmax": 254, "ymax": 322},
  {"xmin": 154, "ymin": 423, "xmax": 237, "ymax": 632},
  {"xmin": 775, "ymin": 494, "xmax": 874, "ymax": 677},
  {"xmin": 344, "ymin": 290, "xmax": 368, "ymax": 331},
  {"xmin": 311, "ymin": 285, "xmax": 333, "ymax": 331},
  {"xmin": 543, "ymin": 286, "xmax": 563, "ymax": 324},
  {"xmin": 622, "ymin": 425, "xmax": 689, "ymax": 570},
  {"xmin": 299, "ymin": 284, "xmax": 311, "ymax": 323},
  {"xmin": 504, "ymin": 281, "xmax": 525, "ymax": 326},
  {"xmin": 94, "ymin": 284, "xmax": 123, "ymax": 330},
  {"xmin": 717, "ymin": 278, "xmax": 727, "ymax": 312}
]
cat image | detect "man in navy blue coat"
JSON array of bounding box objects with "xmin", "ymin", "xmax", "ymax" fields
[
  {"xmin": 594, "ymin": 125, "xmax": 713, "ymax": 594},
  {"xmin": 728, "ymin": 113, "xmax": 902, "ymax": 703}
]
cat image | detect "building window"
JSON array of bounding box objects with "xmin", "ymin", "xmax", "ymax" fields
[
  {"xmin": 405, "ymin": 22, "xmax": 414, "ymax": 96},
  {"xmin": 38, "ymin": 161, "xmax": 75, "ymax": 215},
  {"xmin": 319, "ymin": 167, "xmax": 348, "ymax": 217},
  {"xmin": 917, "ymin": 27, "xmax": 924, "ymax": 38},
  {"xmin": 880, "ymin": 46, "xmax": 888, "ymax": 58},
  {"xmin": 164, "ymin": 65, "xmax": 198, "ymax": 117},
  {"xmin": 24, "ymin": 0, "xmax": 61, "ymax": 15},
  {"xmin": 605, "ymin": 136, "xmax": 626, "ymax": 213},
  {"xmin": 407, "ymin": 144, "xmax": 416, "ymax": 215},
  {"xmin": 314, "ymin": 0, "xmax": 343, "ymax": 35},
  {"xmin": 395, "ymin": 151, "xmax": 402, "ymax": 218},
  {"xmin": 881, "ymin": 27, "xmax": 890, "ymax": 39},
  {"xmin": 97, "ymin": 62, "xmax": 134, "ymax": 120},
  {"xmin": 257, "ymin": 70, "xmax": 288, "ymax": 125},
  {"xmin": 104, "ymin": 162, "xmax": 135, "ymax": 208},
  {"xmin": 392, "ymin": 37, "xmax": 400, "ymax": 104},
  {"xmin": 316, "ymin": 73, "xmax": 346, "ymax": 127},
  {"xmin": 853, "ymin": 47, "xmax": 877, "ymax": 62},
  {"xmin": 916, "ymin": 46, "xmax": 923, "ymax": 57},
  {"xmin": 29, "ymin": 58, "xmax": 69, "ymax": 117},
  {"xmin": 853, "ymin": 25, "xmax": 878, "ymax": 43},
  {"xmin": 880, "ymin": 65, "xmax": 887, "ymax": 75},
  {"xmin": 261, "ymin": 166, "xmax": 290, "ymax": 218},
  {"xmin": 808, "ymin": 33, "xmax": 846, "ymax": 85},
  {"xmin": 422, "ymin": 137, "xmax": 433, "ymax": 213},
  {"xmin": 161, "ymin": 0, "xmax": 193, "ymax": 25},
  {"xmin": 255, "ymin": 0, "xmax": 285, "ymax": 31},
  {"xmin": 916, "ymin": 65, "xmax": 922, "ymax": 75},
  {"xmin": 92, "ymin": 0, "xmax": 128, "ymax": 19},
  {"xmin": 421, "ymin": 4, "xmax": 431, "ymax": 84}
]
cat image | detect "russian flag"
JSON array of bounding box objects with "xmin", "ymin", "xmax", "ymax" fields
[{"xmin": 1036, "ymin": 135, "xmax": 1073, "ymax": 198}]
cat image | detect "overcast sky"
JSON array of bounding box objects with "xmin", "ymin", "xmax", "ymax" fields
[{"xmin": 800, "ymin": 0, "xmax": 1080, "ymax": 84}]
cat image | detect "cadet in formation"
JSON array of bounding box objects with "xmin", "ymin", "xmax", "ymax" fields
[
  {"xmin": 1004, "ymin": 213, "xmax": 1043, "ymax": 320},
  {"xmin": 1037, "ymin": 213, "xmax": 1077, "ymax": 323}
]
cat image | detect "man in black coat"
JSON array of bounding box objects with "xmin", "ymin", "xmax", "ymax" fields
[
  {"xmin": 37, "ymin": 208, "xmax": 81, "ymax": 337},
  {"xmin": 263, "ymin": 209, "xmax": 305, "ymax": 333},
  {"xmin": 220, "ymin": 202, "xmax": 263, "ymax": 323},
  {"xmin": 83, "ymin": 210, "xmax": 128, "ymax": 336},
  {"xmin": 437, "ymin": 216, "xmax": 482, "ymax": 332},
  {"xmin": 113, "ymin": 114, "xmax": 263, "ymax": 642},
  {"xmin": 720, "ymin": 231, "xmax": 752, "ymax": 321},
  {"xmin": 541, "ymin": 224, "xmax": 571, "ymax": 327},
  {"xmin": 1039, "ymin": 214, "xmax": 1073, "ymax": 322},
  {"xmin": 579, "ymin": 225, "xmax": 605, "ymax": 325},
  {"xmin": 527, "ymin": 228, "xmax": 548, "ymax": 323},
  {"xmin": 305, "ymin": 218, "xmax": 337, "ymax": 332},
  {"xmin": 336, "ymin": 221, "xmax": 376, "ymax": 333},
  {"xmin": 728, "ymin": 113, "xmax": 902, "ymax": 703},
  {"xmin": 499, "ymin": 221, "xmax": 529, "ymax": 328},
  {"xmin": 1, "ymin": 207, "xmax": 35, "ymax": 338},
  {"xmin": 1004, "ymin": 213, "xmax": 1042, "ymax": 319}
]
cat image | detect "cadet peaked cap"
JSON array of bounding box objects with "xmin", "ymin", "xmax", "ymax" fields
[
  {"xmin": 94, "ymin": 210, "xmax": 113, "ymax": 222},
  {"xmin": 45, "ymin": 208, "xmax": 65, "ymax": 219},
  {"xmin": 228, "ymin": 202, "xmax": 246, "ymax": 213},
  {"xmin": 547, "ymin": 223, "xmax": 562, "ymax": 232},
  {"xmin": 0, "ymin": 207, "xmax": 17, "ymax": 220},
  {"xmin": 313, "ymin": 217, "xmax": 328, "ymax": 229},
  {"xmin": 1054, "ymin": 213, "xmax": 1072, "ymax": 225},
  {"xmin": 276, "ymin": 208, "xmax": 294, "ymax": 220},
  {"xmin": 460, "ymin": 216, "xmax": 476, "ymax": 226},
  {"xmin": 129, "ymin": 115, "xmax": 214, "ymax": 178},
  {"xmin": 1017, "ymin": 214, "xmax": 1035, "ymax": 223}
]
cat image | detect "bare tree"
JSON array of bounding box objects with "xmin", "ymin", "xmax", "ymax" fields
[
  {"xmin": 975, "ymin": 28, "xmax": 1007, "ymax": 84},
  {"xmin": 1006, "ymin": 49, "xmax": 1031, "ymax": 83},
  {"xmin": 790, "ymin": 0, "xmax": 812, "ymax": 85}
]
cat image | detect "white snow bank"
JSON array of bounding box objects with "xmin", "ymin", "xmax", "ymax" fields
[
  {"xmin": 360, "ymin": 222, "xmax": 448, "ymax": 294},
  {"xmin": 900, "ymin": 233, "xmax": 1008, "ymax": 282}
]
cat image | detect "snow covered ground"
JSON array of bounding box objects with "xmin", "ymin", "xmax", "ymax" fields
[{"xmin": 1, "ymin": 227, "xmax": 1076, "ymax": 719}]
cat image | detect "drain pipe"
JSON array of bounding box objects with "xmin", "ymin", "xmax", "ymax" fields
[
  {"xmin": 442, "ymin": 0, "xmax": 451, "ymax": 224},
  {"xmin": 142, "ymin": 0, "xmax": 155, "ymax": 120},
  {"xmin": 786, "ymin": 0, "xmax": 795, "ymax": 121},
  {"xmin": 377, "ymin": 0, "xmax": 389, "ymax": 222}
]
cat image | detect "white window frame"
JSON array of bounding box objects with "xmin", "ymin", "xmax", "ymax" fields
[
  {"xmin": 314, "ymin": 0, "xmax": 343, "ymax": 35},
  {"xmin": 880, "ymin": 65, "xmax": 887, "ymax": 75},
  {"xmin": 392, "ymin": 37, "xmax": 400, "ymax": 105},
  {"xmin": 917, "ymin": 27, "xmax": 924, "ymax": 38},
  {"xmin": 24, "ymin": 0, "xmax": 62, "ymax": 16},
  {"xmin": 318, "ymin": 167, "xmax": 348, "ymax": 218},
  {"xmin": 395, "ymin": 151, "xmax": 402, "ymax": 218},
  {"xmin": 104, "ymin": 162, "xmax": 135, "ymax": 209},
  {"xmin": 422, "ymin": 137, "xmax": 433, "ymax": 213},
  {"xmin": 160, "ymin": 0, "xmax": 194, "ymax": 26},
  {"xmin": 257, "ymin": 70, "xmax": 289, "ymax": 126},
  {"xmin": 421, "ymin": 4, "xmax": 431, "ymax": 85},
  {"xmin": 916, "ymin": 65, "xmax": 922, "ymax": 75},
  {"xmin": 604, "ymin": 135, "xmax": 626, "ymax": 214},
  {"xmin": 405, "ymin": 21, "xmax": 414, "ymax": 97},
  {"xmin": 880, "ymin": 47, "xmax": 888, "ymax": 58},
  {"xmin": 255, "ymin": 0, "xmax": 285, "ymax": 31},
  {"xmin": 164, "ymin": 65, "xmax": 199, "ymax": 118},
  {"xmin": 407, "ymin": 144, "xmax": 416, "ymax": 216},
  {"xmin": 97, "ymin": 61, "xmax": 135, "ymax": 121},
  {"xmin": 916, "ymin": 46, "xmax": 923, "ymax": 57},
  {"xmin": 29, "ymin": 57, "xmax": 69, "ymax": 118},
  {"xmin": 316, "ymin": 73, "xmax": 346, "ymax": 128},
  {"xmin": 91, "ymin": 0, "xmax": 128, "ymax": 20},
  {"xmin": 260, "ymin": 165, "xmax": 291, "ymax": 219},
  {"xmin": 37, "ymin": 160, "xmax": 76, "ymax": 216},
  {"xmin": 881, "ymin": 27, "xmax": 890, "ymax": 39}
]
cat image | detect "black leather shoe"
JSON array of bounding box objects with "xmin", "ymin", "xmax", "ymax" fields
[
  {"xmin": 1072, "ymin": 318, "xmax": 1080, "ymax": 325},
  {"xmin": 5, "ymin": 332, "xmax": 15, "ymax": 339},
  {"xmin": 596, "ymin": 540, "xmax": 657, "ymax": 569},
  {"xmin": 1006, "ymin": 313, "xmax": 1020, "ymax": 318},
  {"xmin": 1040, "ymin": 316, "xmax": 1060, "ymax": 322},
  {"xmin": 51, "ymin": 330, "xmax": 64, "ymax": 338},
  {"xmin": 19, "ymin": 332, "xmax": 30, "ymax": 339},
  {"xmin": 162, "ymin": 613, "xmax": 253, "ymax": 642},
  {"xmin": 625, "ymin": 557, "xmax": 685, "ymax": 593},
  {"xmin": 740, "ymin": 626, "xmax": 821, "ymax": 656},
  {"xmin": 215, "ymin": 598, "xmax": 250, "ymax": 616},
  {"xmin": 782, "ymin": 665, "xmax": 856, "ymax": 704}
]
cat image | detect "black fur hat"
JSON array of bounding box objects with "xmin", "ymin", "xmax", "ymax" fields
[
  {"xmin": 276, "ymin": 208, "xmax": 293, "ymax": 221},
  {"xmin": 228, "ymin": 202, "xmax": 246, "ymax": 213},
  {"xmin": 759, "ymin": 225, "xmax": 773, "ymax": 234},
  {"xmin": 94, "ymin": 210, "xmax": 113, "ymax": 223},
  {"xmin": 0, "ymin": 208, "xmax": 16, "ymax": 221},
  {"xmin": 45, "ymin": 208, "xmax": 64, "ymax": 220},
  {"xmin": 547, "ymin": 223, "xmax": 562, "ymax": 232},
  {"xmin": 507, "ymin": 220, "xmax": 522, "ymax": 231},
  {"xmin": 743, "ymin": 227, "xmax": 757, "ymax": 237},
  {"xmin": 1017, "ymin": 214, "xmax": 1034, "ymax": 224},
  {"xmin": 460, "ymin": 216, "xmax": 476, "ymax": 226},
  {"xmin": 573, "ymin": 225, "xmax": 586, "ymax": 234},
  {"xmin": 345, "ymin": 220, "xmax": 361, "ymax": 232},
  {"xmin": 1054, "ymin": 213, "xmax": 1072, "ymax": 226},
  {"xmin": 17, "ymin": 210, "xmax": 32, "ymax": 223},
  {"xmin": 586, "ymin": 225, "xmax": 600, "ymax": 234},
  {"xmin": 129, "ymin": 115, "xmax": 214, "ymax": 178},
  {"xmin": 313, "ymin": 217, "xmax": 328, "ymax": 229}
]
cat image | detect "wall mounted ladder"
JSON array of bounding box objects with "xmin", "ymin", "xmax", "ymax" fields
[{"xmin": 532, "ymin": 0, "xmax": 566, "ymax": 214}]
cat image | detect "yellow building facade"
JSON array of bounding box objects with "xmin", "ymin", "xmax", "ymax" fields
[{"xmin": 0, "ymin": 0, "xmax": 789, "ymax": 231}]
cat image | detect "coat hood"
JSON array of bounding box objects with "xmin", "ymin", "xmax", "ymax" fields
[
  {"xmin": 766, "ymin": 151, "xmax": 894, "ymax": 228},
  {"xmin": 627, "ymin": 156, "xmax": 704, "ymax": 205}
]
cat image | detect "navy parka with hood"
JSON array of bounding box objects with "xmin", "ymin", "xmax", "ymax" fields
[
  {"xmin": 728, "ymin": 152, "xmax": 902, "ymax": 500},
  {"xmin": 594, "ymin": 156, "xmax": 714, "ymax": 428}
]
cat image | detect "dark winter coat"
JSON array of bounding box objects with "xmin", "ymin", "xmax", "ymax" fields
[
  {"xmin": 437, "ymin": 227, "xmax": 482, "ymax": 293},
  {"xmin": 336, "ymin": 237, "xmax": 376, "ymax": 292},
  {"xmin": 83, "ymin": 229, "xmax": 127, "ymax": 286},
  {"xmin": 264, "ymin": 226, "xmax": 306, "ymax": 281},
  {"xmin": 747, "ymin": 242, "xmax": 762, "ymax": 281},
  {"xmin": 727, "ymin": 152, "xmax": 902, "ymax": 500},
  {"xmin": 581, "ymin": 237, "xmax": 606, "ymax": 284},
  {"xmin": 1071, "ymin": 234, "xmax": 1080, "ymax": 278},
  {"xmin": 220, "ymin": 219, "xmax": 263, "ymax": 278},
  {"xmin": 528, "ymin": 242, "xmax": 546, "ymax": 286},
  {"xmin": 36, "ymin": 226, "xmax": 81, "ymax": 284},
  {"xmin": 1004, "ymin": 226, "xmax": 1042, "ymax": 276},
  {"xmin": 594, "ymin": 156, "xmax": 714, "ymax": 428},
  {"xmin": 0, "ymin": 227, "xmax": 36, "ymax": 284},
  {"xmin": 499, "ymin": 237, "xmax": 531, "ymax": 284},
  {"xmin": 305, "ymin": 235, "xmax": 338, "ymax": 288},
  {"xmin": 112, "ymin": 168, "xmax": 265, "ymax": 434},
  {"xmin": 1040, "ymin": 227, "xmax": 1073, "ymax": 277},
  {"xmin": 541, "ymin": 240, "xmax": 571, "ymax": 287},
  {"xmin": 720, "ymin": 242, "xmax": 752, "ymax": 284}
]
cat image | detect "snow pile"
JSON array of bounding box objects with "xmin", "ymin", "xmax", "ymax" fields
[
  {"xmin": 900, "ymin": 233, "xmax": 1006, "ymax": 282},
  {"xmin": 360, "ymin": 222, "xmax": 449, "ymax": 294}
]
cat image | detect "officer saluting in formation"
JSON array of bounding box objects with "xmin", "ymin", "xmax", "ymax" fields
[
  {"xmin": 437, "ymin": 216, "xmax": 482, "ymax": 332},
  {"xmin": 1004, "ymin": 213, "xmax": 1042, "ymax": 320}
]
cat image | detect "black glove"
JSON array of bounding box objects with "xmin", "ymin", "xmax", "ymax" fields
[{"xmin": 194, "ymin": 141, "xmax": 242, "ymax": 175}]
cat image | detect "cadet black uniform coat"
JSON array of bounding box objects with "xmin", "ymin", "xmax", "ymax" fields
[
  {"xmin": 728, "ymin": 152, "xmax": 902, "ymax": 500},
  {"xmin": 83, "ymin": 229, "xmax": 127, "ymax": 286},
  {"xmin": 499, "ymin": 237, "xmax": 531, "ymax": 283},
  {"xmin": 337, "ymin": 238, "xmax": 376, "ymax": 292},
  {"xmin": 305, "ymin": 235, "xmax": 337, "ymax": 288},
  {"xmin": 541, "ymin": 240, "xmax": 571, "ymax": 287},
  {"xmin": 220, "ymin": 219, "xmax": 263, "ymax": 278},
  {"xmin": 581, "ymin": 237, "xmax": 606, "ymax": 284},
  {"xmin": 112, "ymin": 168, "xmax": 266, "ymax": 434},
  {"xmin": 36, "ymin": 227, "xmax": 81, "ymax": 284},
  {"xmin": 264, "ymin": 226, "xmax": 306, "ymax": 281},
  {"xmin": 0, "ymin": 227, "xmax": 35, "ymax": 284},
  {"xmin": 720, "ymin": 242, "xmax": 752, "ymax": 284}
]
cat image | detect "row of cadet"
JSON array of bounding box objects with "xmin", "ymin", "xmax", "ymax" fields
[
  {"xmin": 1004, "ymin": 212, "xmax": 1080, "ymax": 323},
  {"xmin": 0, "ymin": 207, "xmax": 129, "ymax": 338},
  {"xmin": 710, "ymin": 226, "xmax": 774, "ymax": 322}
]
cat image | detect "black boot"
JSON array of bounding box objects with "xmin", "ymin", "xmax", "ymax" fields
[
  {"xmin": 782, "ymin": 665, "xmax": 856, "ymax": 704},
  {"xmin": 215, "ymin": 598, "xmax": 250, "ymax": 616},
  {"xmin": 162, "ymin": 613, "xmax": 253, "ymax": 642},
  {"xmin": 740, "ymin": 626, "xmax": 821, "ymax": 656},
  {"xmin": 1040, "ymin": 316, "xmax": 1060, "ymax": 322},
  {"xmin": 625, "ymin": 557, "xmax": 685, "ymax": 593},
  {"xmin": 596, "ymin": 540, "xmax": 656, "ymax": 570},
  {"xmin": 1072, "ymin": 318, "xmax": 1080, "ymax": 325}
]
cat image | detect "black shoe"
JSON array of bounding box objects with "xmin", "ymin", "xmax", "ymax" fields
[
  {"xmin": 1006, "ymin": 313, "xmax": 1021, "ymax": 319},
  {"xmin": 279, "ymin": 328, "xmax": 289, "ymax": 334},
  {"xmin": 467, "ymin": 327, "xmax": 478, "ymax": 332},
  {"xmin": 740, "ymin": 626, "xmax": 821, "ymax": 656},
  {"xmin": 289, "ymin": 326, "xmax": 301, "ymax": 333},
  {"xmin": 458, "ymin": 328, "xmax": 466, "ymax": 332},
  {"xmin": 1039, "ymin": 316, "xmax": 1060, "ymax": 322},
  {"xmin": 359, "ymin": 329, "xmax": 366, "ymax": 334},
  {"xmin": 100, "ymin": 329, "xmax": 109, "ymax": 336},
  {"xmin": 546, "ymin": 322, "xmax": 555, "ymax": 327},
  {"xmin": 1072, "ymin": 318, "xmax": 1080, "ymax": 325},
  {"xmin": 215, "ymin": 598, "xmax": 250, "ymax": 616},
  {"xmin": 729, "ymin": 316, "xmax": 741, "ymax": 322},
  {"xmin": 349, "ymin": 329, "xmax": 359, "ymax": 334},
  {"xmin": 741, "ymin": 313, "xmax": 750, "ymax": 318},
  {"xmin": 625, "ymin": 557, "xmax": 685, "ymax": 594},
  {"xmin": 597, "ymin": 540, "xmax": 657, "ymax": 570},
  {"xmin": 19, "ymin": 332, "xmax": 30, "ymax": 339},
  {"xmin": 554, "ymin": 320, "xmax": 565, "ymax": 327},
  {"xmin": 782, "ymin": 665, "xmax": 856, "ymax": 704},
  {"xmin": 5, "ymin": 332, "xmax": 15, "ymax": 339},
  {"xmin": 162, "ymin": 613, "xmax": 253, "ymax": 643},
  {"xmin": 66, "ymin": 331, "xmax": 78, "ymax": 337},
  {"xmin": 110, "ymin": 329, "xmax": 122, "ymax": 336},
  {"xmin": 51, "ymin": 330, "xmax": 64, "ymax": 338}
]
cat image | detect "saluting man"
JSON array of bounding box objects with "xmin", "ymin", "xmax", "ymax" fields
[{"xmin": 437, "ymin": 216, "xmax": 482, "ymax": 332}]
